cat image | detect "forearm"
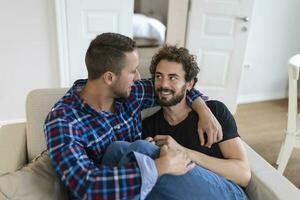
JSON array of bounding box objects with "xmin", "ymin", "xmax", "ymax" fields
[
  {"xmin": 191, "ymin": 97, "xmax": 210, "ymax": 116},
  {"xmin": 56, "ymin": 159, "xmax": 143, "ymax": 199},
  {"xmin": 185, "ymin": 148, "xmax": 251, "ymax": 187},
  {"xmin": 190, "ymin": 98, "xmax": 223, "ymax": 146},
  {"xmin": 49, "ymin": 143, "xmax": 143, "ymax": 199},
  {"xmin": 186, "ymin": 88, "xmax": 207, "ymax": 108},
  {"xmin": 135, "ymin": 79, "xmax": 157, "ymax": 110}
]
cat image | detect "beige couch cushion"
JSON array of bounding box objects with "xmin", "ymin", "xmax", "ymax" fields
[
  {"xmin": 26, "ymin": 88, "xmax": 67, "ymax": 161},
  {"xmin": 0, "ymin": 122, "xmax": 27, "ymax": 175},
  {"xmin": 0, "ymin": 151, "xmax": 68, "ymax": 200}
]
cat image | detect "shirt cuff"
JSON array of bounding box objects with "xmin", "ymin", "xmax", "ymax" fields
[{"xmin": 133, "ymin": 151, "xmax": 158, "ymax": 200}]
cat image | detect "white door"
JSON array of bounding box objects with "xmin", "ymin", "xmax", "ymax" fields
[
  {"xmin": 186, "ymin": 0, "xmax": 254, "ymax": 113},
  {"xmin": 55, "ymin": 0, "xmax": 134, "ymax": 87}
]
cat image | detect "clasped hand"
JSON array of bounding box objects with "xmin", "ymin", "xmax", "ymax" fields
[
  {"xmin": 145, "ymin": 135, "xmax": 184, "ymax": 151},
  {"xmin": 148, "ymin": 135, "xmax": 195, "ymax": 176}
]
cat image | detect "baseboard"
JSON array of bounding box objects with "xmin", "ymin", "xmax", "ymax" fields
[{"xmin": 237, "ymin": 92, "xmax": 287, "ymax": 104}]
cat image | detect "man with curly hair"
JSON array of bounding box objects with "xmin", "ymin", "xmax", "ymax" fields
[{"xmin": 142, "ymin": 45, "xmax": 251, "ymax": 199}]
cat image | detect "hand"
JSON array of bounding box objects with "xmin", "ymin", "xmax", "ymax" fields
[
  {"xmin": 145, "ymin": 137, "xmax": 155, "ymax": 145},
  {"xmin": 198, "ymin": 107, "xmax": 223, "ymax": 148},
  {"xmin": 155, "ymin": 145, "xmax": 195, "ymax": 176},
  {"xmin": 153, "ymin": 135, "xmax": 184, "ymax": 151}
]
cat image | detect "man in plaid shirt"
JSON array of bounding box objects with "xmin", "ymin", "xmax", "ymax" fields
[{"xmin": 44, "ymin": 33, "xmax": 222, "ymax": 200}]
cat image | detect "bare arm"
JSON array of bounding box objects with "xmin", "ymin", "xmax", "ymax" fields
[
  {"xmin": 191, "ymin": 98, "xmax": 223, "ymax": 147},
  {"xmin": 185, "ymin": 137, "xmax": 251, "ymax": 187},
  {"xmin": 154, "ymin": 135, "xmax": 251, "ymax": 187}
]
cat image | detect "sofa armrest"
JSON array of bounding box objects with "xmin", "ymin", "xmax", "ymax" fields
[
  {"xmin": 243, "ymin": 141, "xmax": 300, "ymax": 200},
  {"xmin": 0, "ymin": 122, "xmax": 27, "ymax": 175}
]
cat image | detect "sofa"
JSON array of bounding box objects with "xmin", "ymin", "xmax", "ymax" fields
[{"xmin": 0, "ymin": 88, "xmax": 299, "ymax": 200}]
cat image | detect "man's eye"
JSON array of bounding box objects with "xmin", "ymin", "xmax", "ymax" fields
[
  {"xmin": 170, "ymin": 76, "xmax": 177, "ymax": 80},
  {"xmin": 155, "ymin": 75, "xmax": 162, "ymax": 79}
]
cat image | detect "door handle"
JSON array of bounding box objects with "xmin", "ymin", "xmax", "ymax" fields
[{"xmin": 236, "ymin": 16, "xmax": 250, "ymax": 22}]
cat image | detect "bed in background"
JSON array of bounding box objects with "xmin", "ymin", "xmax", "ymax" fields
[
  {"xmin": 133, "ymin": 13, "xmax": 166, "ymax": 78},
  {"xmin": 133, "ymin": 13, "xmax": 166, "ymax": 47}
]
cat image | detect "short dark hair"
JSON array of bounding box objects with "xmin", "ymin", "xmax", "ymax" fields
[
  {"xmin": 85, "ymin": 32, "xmax": 136, "ymax": 80},
  {"xmin": 150, "ymin": 45, "xmax": 200, "ymax": 85}
]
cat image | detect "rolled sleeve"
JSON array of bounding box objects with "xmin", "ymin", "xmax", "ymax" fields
[
  {"xmin": 186, "ymin": 88, "xmax": 209, "ymax": 107},
  {"xmin": 133, "ymin": 151, "xmax": 158, "ymax": 200}
]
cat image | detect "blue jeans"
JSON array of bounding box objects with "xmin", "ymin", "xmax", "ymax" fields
[{"xmin": 101, "ymin": 140, "xmax": 248, "ymax": 200}]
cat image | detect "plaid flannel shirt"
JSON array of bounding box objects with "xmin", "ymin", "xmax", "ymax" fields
[{"xmin": 44, "ymin": 79, "xmax": 204, "ymax": 200}]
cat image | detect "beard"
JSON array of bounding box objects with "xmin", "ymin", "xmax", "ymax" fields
[
  {"xmin": 111, "ymin": 82, "xmax": 131, "ymax": 100},
  {"xmin": 114, "ymin": 89, "xmax": 129, "ymax": 99},
  {"xmin": 155, "ymin": 85, "xmax": 186, "ymax": 107}
]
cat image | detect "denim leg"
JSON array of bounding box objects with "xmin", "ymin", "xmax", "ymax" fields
[
  {"xmin": 146, "ymin": 165, "xmax": 248, "ymax": 200},
  {"xmin": 101, "ymin": 141, "xmax": 248, "ymax": 200},
  {"xmin": 101, "ymin": 141, "xmax": 131, "ymax": 167},
  {"xmin": 118, "ymin": 140, "xmax": 160, "ymax": 166}
]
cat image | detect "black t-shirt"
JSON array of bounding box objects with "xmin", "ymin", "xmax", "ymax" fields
[{"xmin": 142, "ymin": 100, "xmax": 239, "ymax": 158}]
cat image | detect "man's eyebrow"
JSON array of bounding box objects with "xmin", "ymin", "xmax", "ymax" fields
[{"xmin": 155, "ymin": 72, "xmax": 179, "ymax": 77}]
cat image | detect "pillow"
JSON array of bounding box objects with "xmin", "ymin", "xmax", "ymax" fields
[{"xmin": 0, "ymin": 150, "xmax": 69, "ymax": 200}]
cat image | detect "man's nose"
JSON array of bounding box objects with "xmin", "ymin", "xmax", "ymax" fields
[{"xmin": 160, "ymin": 78, "xmax": 169, "ymax": 87}]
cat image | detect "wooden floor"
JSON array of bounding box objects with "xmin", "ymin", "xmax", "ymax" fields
[{"xmin": 234, "ymin": 99, "xmax": 300, "ymax": 189}]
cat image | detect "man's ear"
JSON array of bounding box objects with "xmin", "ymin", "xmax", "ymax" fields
[
  {"xmin": 186, "ymin": 79, "xmax": 195, "ymax": 91},
  {"xmin": 103, "ymin": 71, "xmax": 116, "ymax": 85}
]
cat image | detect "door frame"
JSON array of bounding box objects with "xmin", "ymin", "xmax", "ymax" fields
[
  {"xmin": 55, "ymin": 0, "xmax": 71, "ymax": 87},
  {"xmin": 54, "ymin": 0, "xmax": 134, "ymax": 87}
]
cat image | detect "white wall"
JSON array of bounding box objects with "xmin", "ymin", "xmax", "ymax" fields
[
  {"xmin": 238, "ymin": 0, "xmax": 300, "ymax": 103},
  {"xmin": 0, "ymin": 0, "xmax": 59, "ymax": 122}
]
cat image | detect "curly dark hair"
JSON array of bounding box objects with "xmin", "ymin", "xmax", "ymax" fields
[
  {"xmin": 150, "ymin": 45, "xmax": 200, "ymax": 86},
  {"xmin": 85, "ymin": 32, "xmax": 136, "ymax": 80}
]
